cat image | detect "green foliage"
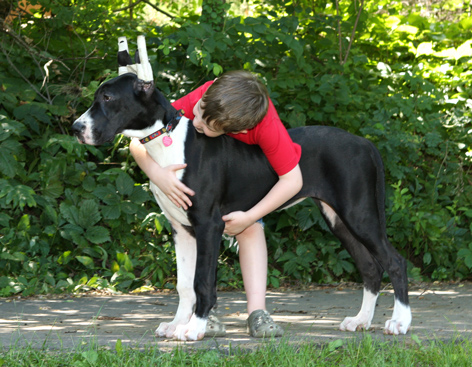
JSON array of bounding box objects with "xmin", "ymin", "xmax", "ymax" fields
[{"xmin": 0, "ymin": 0, "xmax": 471, "ymax": 296}]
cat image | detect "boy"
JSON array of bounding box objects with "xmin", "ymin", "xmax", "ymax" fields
[{"xmin": 130, "ymin": 70, "xmax": 302, "ymax": 337}]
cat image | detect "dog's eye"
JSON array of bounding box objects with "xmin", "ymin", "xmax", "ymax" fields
[{"xmin": 103, "ymin": 94, "xmax": 112, "ymax": 102}]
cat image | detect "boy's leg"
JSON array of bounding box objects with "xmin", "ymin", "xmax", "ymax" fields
[
  {"xmin": 236, "ymin": 222, "xmax": 268, "ymax": 314},
  {"xmin": 236, "ymin": 222, "xmax": 284, "ymax": 337}
]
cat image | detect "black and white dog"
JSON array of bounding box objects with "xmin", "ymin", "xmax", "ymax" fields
[{"xmin": 71, "ymin": 39, "xmax": 411, "ymax": 341}]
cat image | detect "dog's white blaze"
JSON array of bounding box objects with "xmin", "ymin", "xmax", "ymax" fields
[
  {"xmin": 340, "ymin": 288, "xmax": 378, "ymax": 331},
  {"xmin": 385, "ymin": 298, "xmax": 411, "ymax": 335},
  {"xmin": 75, "ymin": 109, "xmax": 95, "ymax": 144},
  {"xmin": 320, "ymin": 201, "xmax": 338, "ymax": 227}
]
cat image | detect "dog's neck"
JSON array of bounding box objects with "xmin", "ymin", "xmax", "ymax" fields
[
  {"xmin": 130, "ymin": 116, "xmax": 190, "ymax": 173},
  {"xmin": 139, "ymin": 110, "xmax": 184, "ymax": 144}
]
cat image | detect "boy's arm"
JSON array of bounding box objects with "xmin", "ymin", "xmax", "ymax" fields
[
  {"xmin": 129, "ymin": 138, "xmax": 195, "ymax": 209},
  {"xmin": 222, "ymin": 164, "xmax": 303, "ymax": 236}
]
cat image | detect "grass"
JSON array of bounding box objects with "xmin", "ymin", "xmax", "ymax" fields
[{"xmin": 1, "ymin": 334, "xmax": 471, "ymax": 367}]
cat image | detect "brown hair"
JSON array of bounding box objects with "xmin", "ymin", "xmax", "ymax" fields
[{"xmin": 201, "ymin": 70, "xmax": 269, "ymax": 133}]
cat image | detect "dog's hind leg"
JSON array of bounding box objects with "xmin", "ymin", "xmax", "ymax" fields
[
  {"xmin": 319, "ymin": 199, "xmax": 411, "ymax": 335},
  {"xmin": 155, "ymin": 220, "xmax": 197, "ymax": 339},
  {"xmin": 317, "ymin": 201, "xmax": 383, "ymax": 332}
]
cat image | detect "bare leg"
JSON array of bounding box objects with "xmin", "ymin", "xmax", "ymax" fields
[{"xmin": 236, "ymin": 222, "xmax": 267, "ymax": 315}]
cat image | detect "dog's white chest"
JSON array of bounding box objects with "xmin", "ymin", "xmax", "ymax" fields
[
  {"xmin": 144, "ymin": 119, "xmax": 191, "ymax": 226},
  {"xmin": 149, "ymin": 181, "xmax": 191, "ymax": 226}
]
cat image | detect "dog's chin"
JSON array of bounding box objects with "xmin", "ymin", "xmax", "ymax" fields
[
  {"xmin": 75, "ymin": 135, "xmax": 100, "ymax": 146},
  {"xmin": 74, "ymin": 135, "xmax": 86, "ymax": 145}
]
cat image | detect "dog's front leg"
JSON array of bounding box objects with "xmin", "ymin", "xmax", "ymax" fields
[
  {"xmin": 155, "ymin": 221, "xmax": 197, "ymax": 338},
  {"xmin": 173, "ymin": 220, "xmax": 223, "ymax": 341}
]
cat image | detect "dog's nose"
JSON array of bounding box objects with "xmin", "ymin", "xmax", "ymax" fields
[{"xmin": 71, "ymin": 121, "xmax": 85, "ymax": 136}]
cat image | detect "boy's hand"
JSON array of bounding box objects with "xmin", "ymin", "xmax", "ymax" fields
[
  {"xmin": 222, "ymin": 211, "xmax": 254, "ymax": 236},
  {"xmin": 158, "ymin": 164, "xmax": 195, "ymax": 210},
  {"xmin": 129, "ymin": 139, "xmax": 195, "ymax": 210}
]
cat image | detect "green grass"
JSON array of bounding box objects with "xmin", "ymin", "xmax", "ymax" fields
[{"xmin": 1, "ymin": 335, "xmax": 471, "ymax": 366}]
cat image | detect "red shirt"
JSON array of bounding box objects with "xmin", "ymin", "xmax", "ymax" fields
[{"xmin": 172, "ymin": 81, "xmax": 301, "ymax": 176}]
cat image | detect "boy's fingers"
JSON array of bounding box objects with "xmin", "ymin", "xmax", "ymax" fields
[
  {"xmin": 176, "ymin": 180, "xmax": 195, "ymax": 196},
  {"xmin": 169, "ymin": 163, "xmax": 187, "ymax": 171}
]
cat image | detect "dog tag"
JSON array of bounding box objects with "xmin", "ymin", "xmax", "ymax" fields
[{"xmin": 163, "ymin": 136, "xmax": 173, "ymax": 147}]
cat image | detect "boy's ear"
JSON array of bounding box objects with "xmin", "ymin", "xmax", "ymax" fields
[
  {"xmin": 134, "ymin": 79, "xmax": 154, "ymax": 98},
  {"xmin": 232, "ymin": 129, "xmax": 248, "ymax": 135}
]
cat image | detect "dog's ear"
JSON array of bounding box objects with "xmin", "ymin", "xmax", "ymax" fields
[{"xmin": 134, "ymin": 78, "xmax": 155, "ymax": 99}]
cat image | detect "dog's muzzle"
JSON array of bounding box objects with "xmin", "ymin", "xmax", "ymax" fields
[{"xmin": 71, "ymin": 121, "xmax": 87, "ymax": 144}]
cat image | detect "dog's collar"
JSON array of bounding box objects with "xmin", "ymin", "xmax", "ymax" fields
[{"xmin": 139, "ymin": 110, "xmax": 184, "ymax": 145}]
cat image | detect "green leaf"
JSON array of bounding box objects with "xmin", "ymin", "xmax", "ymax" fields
[
  {"xmin": 82, "ymin": 176, "xmax": 96, "ymax": 192},
  {"xmin": 296, "ymin": 207, "xmax": 316, "ymax": 231},
  {"xmin": 328, "ymin": 339, "xmax": 344, "ymax": 351},
  {"xmin": 60, "ymin": 203, "xmax": 80, "ymax": 226},
  {"xmin": 0, "ymin": 142, "xmax": 21, "ymax": 178},
  {"xmin": 0, "ymin": 118, "xmax": 26, "ymax": 142},
  {"xmin": 78, "ymin": 199, "xmax": 101, "ymax": 227},
  {"xmin": 115, "ymin": 339, "xmax": 123, "ymax": 356},
  {"xmin": 93, "ymin": 185, "xmax": 121, "ymax": 205},
  {"xmin": 102, "ymin": 204, "xmax": 122, "ymax": 220},
  {"xmin": 2, "ymin": 184, "xmax": 36, "ymax": 210},
  {"xmin": 43, "ymin": 180, "xmax": 64, "ymax": 199},
  {"xmin": 129, "ymin": 186, "xmax": 151, "ymax": 204},
  {"xmin": 57, "ymin": 251, "xmax": 72, "ymax": 265},
  {"xmin": 116, "ymin": 252, "xmax": 134, "ymax": 272},
  {"xmin": 121, "ymin": 201, "xmax": 138, "ymax": 215},
  {"xmin": 116, "ymin": 172, "xmax": 134, "ymax": 196},
  {"xmin": 0, "ymin": 213, "xmax": 12, "ymax": 227},
  {"xmin": 85, "ymin": 226, "xmax": 111, "ymax": 244},
  {"xmin": 76, "ymin": 256, "xmax": 94, "ymax": 268}
]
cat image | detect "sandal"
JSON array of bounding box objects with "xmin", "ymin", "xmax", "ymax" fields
[
  {"xmin": 205, "ymin": 314, "xmax": 227, "ymax": 337},
  {"xmin": 247, "ymin": 309, "xmax": 284, "ymax": 338}
]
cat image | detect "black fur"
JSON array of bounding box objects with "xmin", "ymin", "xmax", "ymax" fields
[{"xmin": 73, "ymin": 73, "xmax": 409, "ymax": 333}]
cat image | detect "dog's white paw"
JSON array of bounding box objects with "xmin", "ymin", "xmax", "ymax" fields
[
  {"xmin": 340, "ymin": 289, "xmax": 377, "ymax": 332},
  {"xmin": 384, "ymin": 319, "xmax": 410, "ymax": 335},
  {"xmin": 340, "ymin": 316, "xmax": 372, "ymax": 332},
  {"xmin": 384, "ymin": 300, "xmax": 411, "ymax": 335},
  {"xmin": 172, "ymin": 315, "xmax": 207, "ymax": 341},
  {"xmin": 155, "ymin": 322, "xmax": 177, "ymax": 338}
]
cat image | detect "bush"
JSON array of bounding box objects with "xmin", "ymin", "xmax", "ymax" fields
[{"xmin": 0, "ymin": 0, "xmax": 470, "ymax": 296}]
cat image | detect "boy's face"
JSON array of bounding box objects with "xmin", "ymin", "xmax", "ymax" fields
[{"xmin": 192, "ymin": 99, "xmax": 225, "ymax": 138}]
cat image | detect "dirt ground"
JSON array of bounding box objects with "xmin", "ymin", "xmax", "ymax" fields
[{"xmin": 0, "ymin": 282, "xmax": 471, "ymax": 351}]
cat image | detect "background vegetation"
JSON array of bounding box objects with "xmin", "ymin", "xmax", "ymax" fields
[{"xmin": 0, "ymin": 0, "xmax": 471, "ymax": 296}]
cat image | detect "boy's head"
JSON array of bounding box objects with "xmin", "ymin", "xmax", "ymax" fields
[{"xmin": 195, "ymin": 70, "xmax": 269, "ymax": 135}]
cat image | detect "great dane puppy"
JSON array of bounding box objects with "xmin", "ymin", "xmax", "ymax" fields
[{"xmin": 71, "ymin": 37, "xmax": 411, "ymax": 341}]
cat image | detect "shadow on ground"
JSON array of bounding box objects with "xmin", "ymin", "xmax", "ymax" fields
[{"xmin": 1, "ymin": 282, "xmax": 470, "ymax": 351}]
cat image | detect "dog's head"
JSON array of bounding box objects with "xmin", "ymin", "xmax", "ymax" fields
[{"xmin": 72, "ymin": 73, "xmax": 172, "ymax": 145}]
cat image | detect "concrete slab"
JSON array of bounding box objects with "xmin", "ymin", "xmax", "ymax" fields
[{"xmin": 0, "ymin": 283, "xmax": 470, "ymax": 351}]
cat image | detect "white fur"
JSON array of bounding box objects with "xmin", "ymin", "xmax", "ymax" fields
[
  {"xmin": 124, "ymin": 117, "xmax": 208, "ymax": 341},
  {"xmin": 155, "ymin": 220, "xmax": 197, "ymax": 338},
  {"xmin": 124, "ymin": 117, "xmax": 191, "ymax": 226},
  {"xmin": 74, "ymin": 109, "xmax": 95, "ymax": 144},
  {"xmin": 384, "ymin": 298, "xmax": 412, "ymax": 335},
  {"xmin": 174, "ymin": 314, "xmax": 207, "ymax": 341},
  {"xmin": 340, "ymin": 288, "xmax": 378, "ymax": 331},
  {"xmin": 279, "ymin": 197, "xmax": 306, "ymax": 210},
  {"xmin": 320, "ymin": 201, "xmax": 338, "ymax": 227}
]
